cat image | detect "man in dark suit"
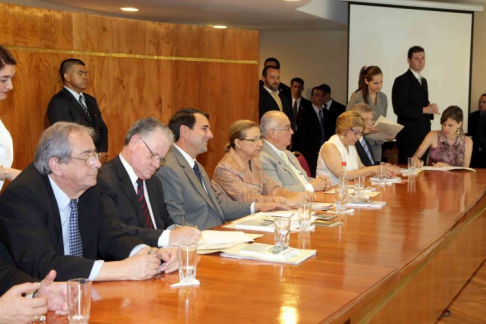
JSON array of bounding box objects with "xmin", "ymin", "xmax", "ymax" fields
[
  {"xmin": 351, "ymin": 103, "xmax": 378, "ymax": 166},
  {"xmin": 259, "ymin": 57, "xmax": 292, "ymax": 107},
  {"xmin": 468, "ymin": 94, "xmax": 486, "ymax": 168},
  {"xmin": 321, "ymin": 84, "xmax": 345, "ymax": 142},
  {"xmin": 47, "ymin": 59, "xmax": 108, "ymax": 152},
  {"xmin": 297, "ymin": 86, "xmax": 327, "ymax": 177},
  {"xmin": 290, "ymin": 77, "xmax": 311, "ymax": 151},
  {"xmin": 392, "ymin": 46, "xmax": 439, "ymax": 164},
  {"xmin": 0, "ymin": 122, "xmax": 177, "ymax": 282},
  {"xmin": 98, "ymin": 117, "xmax": 201, "ymax": 247},
  {"xmin": 259, "ymin": 66, "xmax": 292, "ymax": 121},
  {"xmin": 157, "ymin": 108, "xmax": 286, "ymax": 230}
]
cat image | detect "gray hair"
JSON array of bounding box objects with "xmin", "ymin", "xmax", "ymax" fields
[
  {"xmin": 260, "ymin": 111, "xmax": 285, "ymax": 137},
  {"xmin": 350, "ymin": 103, "xmax": 374, "ymax": 115},
  {"xmin": 34, "ymin": 122, "xmax": 95, "ymax": 175},
  {"xmin": 124, "ymin": 117, "xmax": 174, "ymax": 145}
]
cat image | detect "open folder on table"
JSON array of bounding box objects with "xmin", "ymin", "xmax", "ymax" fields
[
  {"xmin": 224, "ymin": 212, "xmax": 317, "ymax": 233},
  {"xmin": 197, "ymin": 230, "xmax": 262, "ymax": 254},
  {"xmin": 220, "ymin": 243, "xmax": 316, "ymax": 265},
  {"xmin": 366, "ymin": 115, "xmax": 404, "ymax": 141}
]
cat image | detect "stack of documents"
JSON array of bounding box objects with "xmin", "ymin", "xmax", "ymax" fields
[
  {"xmin": 225, "ymin": 211, "xmax": 317, "ymax": 233},
  {"xmin": 369, "ymin": 176, "xmax": 403, "ymax": 184},
  {"xmin": 220, "ymin": 243, "xmax": 316, "ymax": 265},
  {"xmin": 197, "ymin": 230, "xmax": 261, "ymax": 254},
  {"xmin": 346, "ymin": 200, "xmax": 386, "ymax": 209}
]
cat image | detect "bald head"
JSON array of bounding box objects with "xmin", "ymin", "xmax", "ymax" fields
[{"xmin": 260, "ymin": 111, "xmax": 293, "ymax": 150}]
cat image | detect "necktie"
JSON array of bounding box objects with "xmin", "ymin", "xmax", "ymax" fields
[
  {"xmin": 318, "ymin": 109, "xmax": 325, "ymax": 143},
  {"xmin": 292, "ymin": 100, "xmax": 298, "ymax": 130},
  {"xmin": 68, "ymin": 199, "xmax": 83, "ymax": 257},
  {"xmin": 271, "ymin": 92, "xmax": 283, "ymax": 111},
  {"xmin": 193, "ymin": 162, "xmax": 204, "ymax": 185},
  {"xmin": 361, "ymin": 137, "xmax": 374, "ymax": 164},
  {"xmin": 78, "ymin": 95, "xmax": 90, "ymax": 119},
  {"xmin": 136, "ymin": 178, "xmax": 154, "ymax": 229}
]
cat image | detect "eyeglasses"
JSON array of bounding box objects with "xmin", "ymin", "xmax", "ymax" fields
[
  {"xmin": 349, "ymin": 129, "xmax": 363, "ymax": 136},
  {"xmin": 273, "ymin": 125, "xmax": 292, "ymax": 132},
  {"xmin": 241, "ymin": 136, "xmax": 264, "ymax": 144},
  {"xmin": 140, "ymin": 137, "xmax": 166, "ymax": 166},
  {"xmin": 70, "ymin": 152, "xmax": 107, "ymax": 166},
  {"xmin": 363, "ymin": 118, "xmax": 374, "ymax": 123}
]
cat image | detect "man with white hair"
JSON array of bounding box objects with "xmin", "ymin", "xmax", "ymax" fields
[{"xmin": 259, "ymin": 111, "xmax": 331, "ymax": 192}]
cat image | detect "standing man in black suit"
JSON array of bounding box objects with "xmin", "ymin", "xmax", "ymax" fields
[
  {"xmin": 392, "ymin": 46, "xmax": 439, "ymax": 164},
  {"xmin": 0, "ymin": 122, "xmax": 177, "ymax": 281},
  {"xmin": 98, "ymin": 117, "xmax": 201, "ymax": 247},
  {"xmin": 297, "ymin": 86, "xmax": 327, "ymax": 177},
  {"xmin": 47, "ymin": 59, "xmax": 108, "ymax": 153},
  {"xmin": 259, "ymin": 66, "xmax": 293, "ymax": 121},
  {"xmin": 468, "ymin": 94, "xmax": 486, "ymax": 168},
  {"xmin": 290, "ymin": 77, "xmax": 311, "ymax": 151},
  {"xmin": 321, "ymin": 84, "xmax": 345, "ymax": 142},
  {"xmin": 259, "ymin": 57, "xmax": 292, "ymax": 107}
]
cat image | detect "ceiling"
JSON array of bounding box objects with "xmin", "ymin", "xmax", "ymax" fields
[{"xmin": 5, "ymin": 0, "xmax": 485, "ymax": 31}]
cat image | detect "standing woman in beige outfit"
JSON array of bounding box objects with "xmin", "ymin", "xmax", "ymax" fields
[{"xmin": 212, "ymin": 120, "xmax": 313, "ymax": 207}]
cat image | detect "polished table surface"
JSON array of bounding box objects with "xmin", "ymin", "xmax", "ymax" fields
[{"xmin": 47, "ymin": 170, "xmax": 486, "ymax": 323}]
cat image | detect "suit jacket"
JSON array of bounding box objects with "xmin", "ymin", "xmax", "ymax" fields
[
  {"xmin": 47, "ymin": 87, "xmax": 109, "ymax": 152},
  {"xmin": 297, "ymin": 106, "xmax": 326, "ymax": 177},
  {"xmin": 259, "ymin": 86, "xmax": 293, "ymax": 121},
  {"xmin": 0, "ymin": 244, "xmax": 37, "ymax": 295},
  {"xmin": 475, "ymin": 114, "xmax": 486, "ymax": 166},
  {"xmin": 291, "ymin": 97, "xmax": 311, "ymax": 151},
  {"xmin": 259, "ymin": 80, "xmax": 292, "ymax": 108},
  {"xmin": 259, "ymin": 141, "xmax": 314, "ymax": 192},
  {"xmin": 468, "ymin": 110, "xmax": 484, "ymax": 168},
  {"xmin": 323, "ymin": 100, "xmax": 346, "ymax": 142},
  {"xmin": 156, "ymin": 147, "xmax": 251, "ymax": 230},
  {"xmin": 355, "ymin": 137, "xmax": 377, "ymax": 166},
  {"xmin": 0, "ymin": 164, "xmax": 143, "ymax": 281},
  {"xmin": 98, "ymin": 156, "xmax": 175, "ymax": 247},
  {"xmin": 392, "ymin": 69, "xmax": 432, "ymax": 148}
]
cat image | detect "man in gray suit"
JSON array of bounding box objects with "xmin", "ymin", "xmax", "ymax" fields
[
  {"xmin": 259, "ymin": 111, "xmax": 331, "ymax": 192},
  {"xmin": 156, "ymin": 108, "xmax": 287, "ymax": 230}
]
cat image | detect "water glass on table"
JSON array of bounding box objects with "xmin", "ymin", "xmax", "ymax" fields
[
  {"xmin": 335, "ymin": 185, "xmax": 348, "ymax": 215},
  {"xmin": 377, "ymin": 163, "xmax": 386, "ymax": 186},
  {"xmin": 407, "ymin": 157, "xmax": 416, "ymax": 175},
  {"xmin": 178, "ymin": 244, "xmax": 198, "ymax": 284},
  {"xmin": 298, "ymin": 202, "xmax": 312, "ymax": 232},
  {"xmin": 67, "ymin": 278, "xmax": 92, "ymax": 324},
  {"xmin": 353, "ymin": 176, "xmax": 364, "ymax": 202},
  {"xmin": 273, "ymin": 216, "xmax": 291, "ymax": 251}
]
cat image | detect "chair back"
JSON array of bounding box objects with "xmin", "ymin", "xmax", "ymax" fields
[{"xmin": 293, "ymin": 151, "xmax": 311, "ymax": 177}]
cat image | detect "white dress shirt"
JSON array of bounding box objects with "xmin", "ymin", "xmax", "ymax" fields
[{"xmin": 0, "ymin": 119, "xmax": 13, "ymax": 191}]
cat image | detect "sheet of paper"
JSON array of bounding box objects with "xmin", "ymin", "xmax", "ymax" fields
[{"xmin": 366, "ymin": 115, "xmax": 404, "ymax": 141}]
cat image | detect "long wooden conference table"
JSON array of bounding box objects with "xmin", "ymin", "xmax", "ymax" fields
[{"xmin": 47, "ymin": 170, "xmax": 486, "ymax": 323}]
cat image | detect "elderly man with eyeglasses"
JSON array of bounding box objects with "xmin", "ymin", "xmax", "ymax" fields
[
  {"xmin": 98, "ymin": 117, "xmax": 201, "ymax": 247},
  {"xmin": 0, "ymin": 122, "xmax": 178, "ymax": 282},
  {"xmin": 259, "ymin": 111, "xmax": 331, "ymax": 192}
]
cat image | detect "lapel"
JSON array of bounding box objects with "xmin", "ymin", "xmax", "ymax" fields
[
  {"xmin": 171, "ymin": 147, "xmax": 223, "ymax": 218},
  {"xmin": 112, "ymin": 156, "xmax": 146, "ymax": 228},
  {"xmin": 145, "ymin": 178, "xmax": 163, "ymax": 228},
  {"xmin": 406, "ymin": 70, "xmax": 427, "ymax": 93},
  {"xmin": 42, "ymin": 174, "xmax": 64, "ymax": 254},
  {"xmin": 62, "ymin": 88, "xmax": 92, "ymax": 123},
  {"xmin": 262, "ymin": 142, "xmax": 300, "ymax": 183}
]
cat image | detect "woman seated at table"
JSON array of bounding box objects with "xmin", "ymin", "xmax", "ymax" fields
[
  {"xmin": 316, "ymin": 111, "xmax": 398, "ymax": 185},
  {"xmin": 211, "ymin": 120, "xmax": 314, "ymax": 207},
  {"xmin": 412, "ymin": 106, "xmax": 472, "ymax": 167}
]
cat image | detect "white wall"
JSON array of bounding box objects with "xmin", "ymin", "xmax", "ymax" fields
[
  {"xmin": 259, "ymin": 31, "xmax": 348, "ymax": 104},
  {"xmin": 471, "ymin": 8, "xmax": 486, "ymax": 112}
]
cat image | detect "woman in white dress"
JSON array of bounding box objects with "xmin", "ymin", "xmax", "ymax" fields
[
  {"xmin": 0, "ymin": 46, "xmax": 22, "ymax": 190},
  {"xmin": 316, "ymin": 111, "xmax": 397, "ymax": 185}
]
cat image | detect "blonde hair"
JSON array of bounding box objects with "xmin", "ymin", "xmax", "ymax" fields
[
  {"xmin": 225, "ymin": 120, "xmax": 259, "ymax": 152},
  {"xmin": 336, "ymin": 111, "xmax": 364, "ymax": 135}
]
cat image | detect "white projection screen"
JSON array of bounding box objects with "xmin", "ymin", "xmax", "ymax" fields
[{"xmin": 348, "ymin": 3, "xmax": 473, "ymax": 131}]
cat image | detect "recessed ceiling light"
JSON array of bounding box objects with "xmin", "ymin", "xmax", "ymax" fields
[
  {"xmin": 213, "ymin": 25, "xmax": 227, "ymax": 29},
  {"xmin": 120, "ymin": 7, "xmax": 139, "ymax": 12}
]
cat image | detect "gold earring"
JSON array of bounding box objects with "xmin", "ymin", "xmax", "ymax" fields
[{"xmin": 456, "ymin": 128, "xmax": 460, "ymax": 135}]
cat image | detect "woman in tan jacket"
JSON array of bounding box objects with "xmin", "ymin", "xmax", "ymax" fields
[{"xmin": 211, "ymin": 120, "xmax": 313, "ymax": 207}]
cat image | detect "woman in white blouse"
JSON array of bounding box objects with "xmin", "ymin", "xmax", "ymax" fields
[{"xmin": 0, "ymin": 46, "xmax": 22, "ymax": 190}]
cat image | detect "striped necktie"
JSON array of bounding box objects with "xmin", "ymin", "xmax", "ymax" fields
[
  {"xmin": 136, "ymin": 178, "xmax": 154, "ymax": 228},
  {"xmin": 68, "ymin": 199, "xmax": 83, "ymax": 257},
  {"xmin": 360, "ymin": 137, "xmax": 374, "ymax": 163},
  {"xmin": 78, "ymin": 94, "xmax": 90, "ymax": 119}
]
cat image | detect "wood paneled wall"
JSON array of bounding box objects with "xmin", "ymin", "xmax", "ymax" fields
[{"xmin": 0, "ymin": 3, "xmax": 259, "ymax": 176}]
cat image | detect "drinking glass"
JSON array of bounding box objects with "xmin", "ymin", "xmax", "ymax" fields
[
  {"xmin": 178, "ymin": 244, "xmax": 198, "ymax": 283},
  {"xmin": 335, "ymin": 185, "xmax": 348, "ymax": 214},
  {"xmin": 298, "ymin": 203, "xmax": 312, "ymax": 232},
  {"xmin": 67, "ymin": 279, "xmax": 92, "ymax": 324},
  {"xmin": 273, "ymin": 216, "xmax": 291, "ymax": 250},
  {"xmin": 377, "ymin": 163, "xmax": 386, "ymax": 186},
  {"xmin": 408, "ymin": 157, "xmax": 416, "ymax": 175},
  {"xmin": 353, "ymin": 176, "xmax": 364, "ymax": 202}
]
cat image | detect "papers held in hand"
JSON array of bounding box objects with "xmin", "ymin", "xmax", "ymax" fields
[{"xmin": 366, "ymin": 115, "xmax": 404, "ymax": 141}]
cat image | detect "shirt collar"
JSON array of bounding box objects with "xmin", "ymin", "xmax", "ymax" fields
[
  {"xmin": 173, "ymin": 144, "xmax": 196, "ymax": 168},
  {"xmin": 264, "ymin": 140, "xmax": 285, "ymax": 156},
  {"xmin": 312, "ymin": 104, "xmax": 322, "ymax": 115},
  {"xmin": 119, "ymin": 154, "xmax": 139, "ymax": 185},
  {"xmin": 323, "ymin": 99, "xmax": 333, "ymax": 109},
  {"xmin": 64, "ymin": 86, "xmax": 83, "ymax": 101},
  {"xmin": 264, "ymin": 86, "xmax": 279, "ymax": 95},
  {"xmin": 409, "ymin": 69, "xmax": 422, "ymax": 81},
  {"xmin": 48, "ymin": 175, "xmax": 72, "ymax": 211}
]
